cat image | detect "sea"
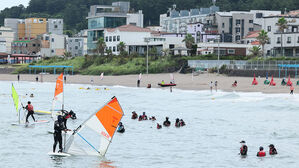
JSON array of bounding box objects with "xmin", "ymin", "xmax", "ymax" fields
[{"xmin": 1, "ymin": 81, "xmax": 299, "ymax": 168}]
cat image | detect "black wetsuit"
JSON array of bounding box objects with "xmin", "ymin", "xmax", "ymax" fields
[
  {"xmin": 25, "ymin": 105, "xmax": 35, "ymax": 122},
  {"xmin": 240, "ymin": 145, "xmax": 248, "ymax": 155},
  {"xmin": 163, "ymin": 120, "xmax": 171, "ymax": 127},
  {"xmin": 117, "ymin": 125, "xmax": 125, "ymax": 133},
  {"xmin": 53, "ymin": 120, "xmax": 65, "ymax": 153}
]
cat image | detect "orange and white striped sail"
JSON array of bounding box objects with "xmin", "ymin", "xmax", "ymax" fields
[
  {"xmin": 54, "ymin": 73, "xmax": 64, "ymax": 101},
  {"xmin": 65, "ymin": 96, "xmax": 124, "ymax": 156}
]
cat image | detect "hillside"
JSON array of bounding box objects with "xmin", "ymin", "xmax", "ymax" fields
[{"xmin": 1, "ymin": 0, "xmax": 298, "ymax": 33}]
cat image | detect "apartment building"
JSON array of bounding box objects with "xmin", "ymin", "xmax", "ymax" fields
[
  {"xmin": 67, "ymin": 37, "xmax": 85, "ymax": 56},
  {"xmin": 86, "ymin": 2, "xmax": 143, "ymax": 53},
  {"xmin": 38, "ymin": 33, "xmax": 67, "ymax": 57},
  {"xmin": 160, "ymin": 3, "xmax": 219, "ymax": 34},
  {"xmin": 0, "ymin": 27, "xmax": 15, "ymax": 54},
  {"xmin": 11, "ymin": 39, "xmax": 41, "ymax": 55}
]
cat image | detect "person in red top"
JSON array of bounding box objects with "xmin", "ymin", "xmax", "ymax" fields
[
  {"xmin": 24, "ymin": 101, "xmax": 35, "ymax": 123},
  {"xmin": 257, "ymin": 146, "xmax": 266, "ymax": 157}
]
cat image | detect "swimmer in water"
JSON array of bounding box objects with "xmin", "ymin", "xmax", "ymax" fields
[
  {"xmin": 257, "ymin": 146, "xmax": 266, "ymax": 157},
  {"xmin": 163, "ymin": 117, "xmax": 171, "ymax": 127},
  {"xmin": 131, "ymin": 111, "xmax": 138, "ymax": 119},
  {"xmin": 239, "ymin": 140, "xmax": 248, "ymax": 156},
  {"xmin": 175, "ymin": 118, "xmax": 180, "ymax": 127},
  {"xmin": 157, "ymin": 123, "xmax": 162, "ymax": 129},
  {"xmin": 269, "ymin": 144, "xmax": 277, "ymax": 155}
]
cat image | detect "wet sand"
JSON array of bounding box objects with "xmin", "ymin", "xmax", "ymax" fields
[{"xmin": 0, "ymin": 73, "xmax": 295, "ymax": 94}]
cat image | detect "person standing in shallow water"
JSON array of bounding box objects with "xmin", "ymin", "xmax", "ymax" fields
[
  {"xmin": 257, "ymin": 146, "xmax": 266, "ymax": 157},
  {"xmin": 36, "ymin": 76, "xmax": 38, "ymax": 82},
  {"xmin": 209, "ymin": 81, "xmax": 213, "ymax": 92},
  {"xmin": 17, "ymin": 74, "xmax": 20, "ymax": 81},
  {"xmin": 239, "ymin": 140, "xmax": 248, "ymax": 156},
  {"xmin": 137, "ymin": 79, "xmax": 140, "ymax": 87},
  {"xmin": 269, "ymin": 144, "xmax": 277, "ymax": 155},
  {"xmin": 163, "ymin": 117, "xmax": 171, "ymax": 127},
  {"xmin": 214, "ymin": 81, "xmax": 218, "ymax": 92}
]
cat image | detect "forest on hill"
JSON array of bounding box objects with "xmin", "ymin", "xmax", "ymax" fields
[{"xmin": 0, "ymin": 0, "xmax": 298, "ymax": 33}]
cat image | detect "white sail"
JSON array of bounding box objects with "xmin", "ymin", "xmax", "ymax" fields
[{"xmin": 64, "ymin": 96, "xmax": 124, "ymax": 156}]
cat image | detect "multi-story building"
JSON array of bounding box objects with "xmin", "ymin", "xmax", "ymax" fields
[
  {"xmin": 86, "ymin": 2, "xmax": 143, "ymax": 53},
  {"xmin": 261, "ymin": 10, "xmax": 299, "ymax": 57},
  {"xmin": 104, "ymin": 24, "xmax": 186, "ymax": 55},
  {"xmin": 38, "ymin": 33, "xmax": 67, "ymax": 57},
  {"xmin": 11, "ymin": 39, "xmax": 41, "ymax": 55},
  {"xmin": 0, "ymin": 27, "xmax": 15, "ymax": 54},
  {"xmin": 4, "ymin": 18, "xmax": 64, "ymax": 40},
  {"xmin": 215, "ymin": 10, "xmax": 282, "ymax": 43},
  {"xmin": 47, "ymin": 19, "xmax": 64, "ymax": 35},
  {"xmin": 67, "ymin": 37, "xmax": 85, "ymax": 57},
  {"xmin": 160, "ymin": 2, "xmax": 219, "ymax": 34},
  {"xmin": 187, "ymin": 22, "xmax": 220, "ymax": 43}
]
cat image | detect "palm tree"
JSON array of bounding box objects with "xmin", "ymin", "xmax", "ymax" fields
[
  {"xmin": 249, "ymin": 46, "xmax": 262, "ymax": 58},
  {"xmin": 96, "ymin": 37, "xmax": 106, "ymax": 56},
  {"xmin": 117, "ymin": 41, "xmax": 126, "ymax": 56},
  {"xmin": 182, "ymin": 34, "xmax": 195, "ymax": 56},
  {"xmin": 276, "ymin": 17, "xmax": 288, "ymax": 57},
  {"xmin": 256, "ymin": 30, "xmax": 269, "ymax": 58}
]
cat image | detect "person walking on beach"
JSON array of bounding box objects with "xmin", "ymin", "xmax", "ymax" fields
[
  {"xmin": 209, "ymin": 81, "xmax": 213, "ymax": 92},
  {"xmin": 290, "ymin": 85, "xmax": 294, "ymax": 94},
  {"xmin": 17, "ymin": 74, "xmax": 20, "ymax": 81},
  {"xmin": 64, "ymin": 76, "xmax": 66, "ymax": 84},
  {"xmin": 35, "ymin": 76, "xmax": 38, "ymax": 82},
  {"xmin": 137, "ymin": 79, "xmax": 140, "ymax": 87},
  {"xmin": 215, "ymin": 81, "xmax": 218, "ymax": 92},
  {"xmin": 24, "ymin": 101, "xmax": 36, "ymax": 123}
]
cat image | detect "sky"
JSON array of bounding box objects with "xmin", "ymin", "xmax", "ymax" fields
[{"xmin": 0, "ymin": 0, "xmax": 30, "ymax": 11}]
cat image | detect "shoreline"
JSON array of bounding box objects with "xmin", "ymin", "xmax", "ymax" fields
[{"xmin": 0, "ymin": 73, "xmax": 295, "ymax": 94}]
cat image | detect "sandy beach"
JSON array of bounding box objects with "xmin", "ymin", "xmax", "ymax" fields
[{"xmin": 0, "ymin": 73, "xmax": 296, "ymax": 94}]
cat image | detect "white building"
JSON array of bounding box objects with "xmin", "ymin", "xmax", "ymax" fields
[
  {"xmin": 160, "ymin": 3, "xmax": 219, "ymax": 33},
  {"xmin": 197, "ymin": 42, "xmax": 253, "ymax": 56},
  {"xmin": 39, "ymin": 33, "xmax": 67, "ymax": 57},
  {"xmin": 0, "ymin": 27, "xmax": 15, "ymax": 54},
  {"xmin": 104, "ymin": 24, "xmax": 187, "ymax": 55},
  {"xmin": 260, "ymin": 10, "xmax": 299, "ymax": 57}
]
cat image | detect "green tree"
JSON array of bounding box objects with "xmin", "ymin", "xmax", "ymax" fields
[
  {"xmin": 276, "ymin": 17, "xmax": 288, "ymax": 57},
  {"xmin": 249, "ymin": 46, "xmax": 262, "ymax": 58},
  {"xmin": 96, "ymin": 37, "xmax": 106, "ymax": 56},
  {"xmin": 117, "ymin": 41, "xmax": 127, "ymax": 56},
  {"xmin": 183, "ymin": 34, "xmax": 195, "ymax": 56},
  {"xmin": 63, "ymin": 51, "xmax": 72, "ymax": 59},
  {"xmin": 256, "ymin": 30, "xmax": 269, "ymax": 58}
]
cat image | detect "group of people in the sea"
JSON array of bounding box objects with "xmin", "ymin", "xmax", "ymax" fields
[
  {"xmin": 131, "ymin": 111, "xmax": 186, "ymax": 129},
  {"xmin": 239, "ymin": 140, "xmax": 277, "ymax": 157}
]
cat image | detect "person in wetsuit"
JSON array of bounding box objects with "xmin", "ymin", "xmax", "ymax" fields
[
  {"xmin": 257, "ymin": 146, "xmax": 266, "ymax": 157},
  {"xmin": 163, "ymin": 117, "xmax": 171, "ymax": 127},
  {"xmin": 239, "ymin": 140, "xmax": 248, "ymax": 156},
  {"xmin": 61, "ymin": 110, "xmax": 76, "ymax": 129},
  {"xmin": 175, "ymin": 118, "xmax": 180, "ymax": 127},
  {"xmin": 24, "ymin": 101, "xmax": 35, "ymax": 123},
  {"xmin": 269, "ymin": 144, "xmax": 277, "ymax": 155},
  {"xmin": 117, "ymin": 122, "xmax": 125, "ymax": 133},
  {"xmin": 180, "ymin": 119, "xmax": 186, "ymax": 126},
  {"xmin": 131, "ymin": 111, "xmax": 138, "ymax": 119},
  {"xmin": 141, "ymin": 112, "xmax": 148, "ymax": 120},
  {"xmin": 53, "ymin": 115, "xmax": 66, "ymax": 153},
  {"xmin": 157, "ymin": 123, "xmax": 162, "ymax": 129}
]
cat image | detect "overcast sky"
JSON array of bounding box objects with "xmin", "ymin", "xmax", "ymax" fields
[{"xmin": 0, "ymin": 0, "xmax": 30, "ymax": 11}]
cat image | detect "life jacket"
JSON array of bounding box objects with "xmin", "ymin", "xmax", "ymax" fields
[
  {"xmin": 257, "ymin": 151, "xmax": 266, "ymax": 157},
  {"xmin": 65, "ymin": 114, "xmax": 71, "ymax": 119},
  {"xmin": 27, "ymin": 104, "xmax": 34, "ymax": 111}
]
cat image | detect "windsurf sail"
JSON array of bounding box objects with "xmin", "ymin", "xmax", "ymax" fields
[
  {"xmin": 64, "ymin": 96, "xmax": 124, "ymax": 156},
  {"xmin": 11, "ymin": 84, "xmax": 25, "ymax": 124},
  {"xmin": 51, "ymin": 73, "xmax": 64, "ymax": 118}
]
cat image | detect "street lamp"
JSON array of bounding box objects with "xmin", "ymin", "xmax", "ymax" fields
[
  {"xmin": 144, "ymin": 38, "xmax": 150, "ymax": 75},
  {"xmin": 217, "ymin": 35, "xmax": 220, "ymax": 74}
]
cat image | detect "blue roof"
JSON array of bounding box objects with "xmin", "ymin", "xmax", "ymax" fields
[
  {"xmin": 29, "ymin": 65, "xmax": 73, "ymax": 68},
  {"xmin": 278, "ymin": 64, "xmax": 299, "ymax": 68}
]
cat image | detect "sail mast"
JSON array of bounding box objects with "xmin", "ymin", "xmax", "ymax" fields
[{"xmin": 62, "ymin": 72, "xmax": 64, "ymax": 111}]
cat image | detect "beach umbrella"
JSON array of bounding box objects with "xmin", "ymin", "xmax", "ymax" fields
[{"xmin": 100, "ymin": 72, "xmax": 104, "ymax": 80}]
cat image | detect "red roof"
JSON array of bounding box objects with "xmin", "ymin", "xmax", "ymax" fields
[
  {"xmin": 251, "ymin": 40, "xmax": 260, "ymax": 45},
  {"xmin": 245, "ymin": 31, "xmax": 260, "ymax": 38},
  {"xmin": 106, "ymin": 24, "xmax": 152, "ymax": 33}
]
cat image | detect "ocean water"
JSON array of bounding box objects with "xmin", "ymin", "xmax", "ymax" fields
[{"xmin": 1, "ymin": 81, "xmax": 299, "ymax": 168}]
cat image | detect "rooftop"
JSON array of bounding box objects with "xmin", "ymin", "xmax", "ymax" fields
[
  {"xmin": 106, "ymin": 24, "xmax": 151, "ymax": 33},
  {"xmin": 245, "ymin": 31, "xmax": 260, "ymax": 38}
]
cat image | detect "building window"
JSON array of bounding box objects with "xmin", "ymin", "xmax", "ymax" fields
[
  {"xmin": 249, "ymin": 28, "xmax": 254, "ymax": 31},
  {"xmin": 277, "ymin": 37, "xmax": 281, "ymax": 44},
  {"xmin": 106, "ymin": 36, "xmax": 108, "ymax": 42},
  {"xmin": 32, "ymin": 44, "xmax": 36, "ymax": 47},
  {"xmin": 51, "ymin": 50, "xmax": 54, "ymax": 53},
  {"xmin": 54, "ymin": 25, "xmax": 58, "ymax": 28},
  {"xmin": 69, "ymin": 47, "xmax": 72, "ymax": 50},
  {"xmin": 75, "ymin": 46, "xmax": 78, "ymax": 50},
  {"xmin": 256, "ymin": 13, "xmax": 263, "ymax": 18},
  {"xmin": 113, "ymin": 46, "xmax": 116, "ymax": 52},
  {"xmin": 236, "ymin": 27, "xmax": 240, "ymax": 33},
  {"xmin": 75, "ymin": 39, "xmax": 79, "ymax": 42},
  {"xmin": 0, "ymin": 32, "xmax": 2, "ymax": 35},
  {"xmin": 297, "ymin": 36, "xmax": 299, "ymax": 43},
  {"xmin": 222, "ymin": 23, "xmax": 225, "ymax": 28},
  {"xmin": 267, "ymin": 26, "xmax": 271, "ymax": 32},
  {"xmin": 267, "ymin": 38, "xmax": 271, "ymax": 44},
  {"xmin": 117, "ymin": 36, "xmax": 120, "ymax": 41},
  {"xmin": 45, "ymin": 36, "xmax": 49, "ymax": 41},
  {"xmin": 117, "ymin": 46, "xmax": 119, "ymax": 51},
  {"xmin": 235, "ymin": 35, "xmax": 240, "ymax": 41},
  {"xmin": 109, "ymin": 36, "xmax": 112, "ymax": 42},
  {"xmin": 236, "ymin": 19, "xmax": 241, "ymax": 25},
  {"xmin": 249, "ymin": 20, "xmax": 253, "ymax": 23},
  {"xmin": 51, "ymin": 38, "xmax": 54, "ymax": 42},
  {"xmin": 113, "ymin": 36, "xmax": 116, "ymax": 41},
  {"xmin": 227, "ymin": 49, "xmax": 235, "ymax": 54},
  {"xmin": 287, "ymin": 37, "xmax": 291, "ymax": 43}
]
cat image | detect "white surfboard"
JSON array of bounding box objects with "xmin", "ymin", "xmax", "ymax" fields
[{"xmin": 48, "ymin": 152, "xmax": 71, "ymax": 157}]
